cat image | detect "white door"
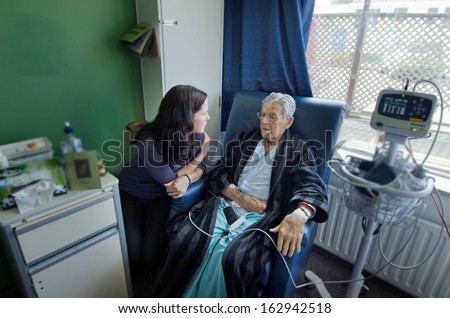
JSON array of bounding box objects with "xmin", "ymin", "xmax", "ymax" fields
[{"xmin": 159, "ymin": 0, "xmax": 223, "ymax": 143}]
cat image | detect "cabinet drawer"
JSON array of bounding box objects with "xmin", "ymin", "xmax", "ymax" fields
[
  {"xmin": 16, "ymin": 195, "xmax": 117, "ymax": 264},
  {"xmin": 30, "ymin": 229, "xmax": 128, "ymax": 297}
]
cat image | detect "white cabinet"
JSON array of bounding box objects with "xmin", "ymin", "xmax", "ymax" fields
[
  {"xmin": 136, "ymin": 0, "xmax": 224, "ymax": 143},
  {"xmin": 0, "ymin": 174, "xmax": 131, "ymax": 297},
  {"xmin": 30, "ymin": 229, "xmax": 127, "ymax": 298},
  {"xmin": 16, "ymin": 196, "xmax": 117, "ymax": 264}
]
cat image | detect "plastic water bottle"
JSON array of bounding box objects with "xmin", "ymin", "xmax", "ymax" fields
[
  {"xmin": 0, "ymin": 149, "xmax": 9, "ymax": 169},
  {"xmin": 60, "ymin": 122, "xmax": 83, "ymax": 154}
]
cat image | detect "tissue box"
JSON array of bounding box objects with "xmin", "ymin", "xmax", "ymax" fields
[
  {"xmin": 12, "ymin": 179, "xmax": 56, "ymax": 213},
  {"xmin": 0, "ymin": 159, "xmax": 67, "ymax": 212}
]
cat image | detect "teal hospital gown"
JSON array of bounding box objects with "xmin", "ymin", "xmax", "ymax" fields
[{"xmin": 183, "ymin": 201, "xmax": 263, "ymax": 297}]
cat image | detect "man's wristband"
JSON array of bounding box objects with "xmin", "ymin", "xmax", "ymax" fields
[
  {"xmin": 183, "ymin": 174, "xmax": 191, "ymax": 185},
  {"xmin": 299, "ymin": 202, "xmax": 316, "ymax": 219}
]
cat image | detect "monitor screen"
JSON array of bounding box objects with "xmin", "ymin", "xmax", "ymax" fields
[
  {"xmin": 370, "ymin": 89, "xmax": 436, "ymax": 138},
  {"xmin": 378, "ymin": 93, "xmax": 433, "ymax": 122}
]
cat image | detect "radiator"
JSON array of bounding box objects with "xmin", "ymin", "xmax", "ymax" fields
[{"xmin": 314, "ymin": 182, "xmax": 450, "ymax": 298}]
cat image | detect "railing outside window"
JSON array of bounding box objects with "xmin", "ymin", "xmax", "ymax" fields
[
  {"xmin": 307, "ymin": 11, "xmax": 450, "ymax": 114},
  {"xmin": 307, "ymin": 7, "xmax": 450, "ymax": 174}
]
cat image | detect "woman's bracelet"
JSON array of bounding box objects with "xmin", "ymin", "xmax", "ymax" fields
[{"xmin": 183, "ymin": 174, "xmax": 191, "ymax": 185}]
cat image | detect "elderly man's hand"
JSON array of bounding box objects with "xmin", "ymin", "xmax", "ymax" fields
[{"xmin": 269, "ymin": 208, "xmax": 309, "ymax": 257}]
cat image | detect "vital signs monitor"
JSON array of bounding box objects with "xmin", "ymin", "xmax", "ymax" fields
[{"xmin": 370, "ymin": 89, "xmax": 437, "ymax": 138}]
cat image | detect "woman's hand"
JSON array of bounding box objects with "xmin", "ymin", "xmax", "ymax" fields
[
  {"xmin": 176, "ymin": 132, "xmax": 210, "ymax": 178},
  {"xmin": 164, "ymin": 175, "xmax": 190, "ymax": 198},
  {"xmin": 269, "ymin": 208, "xmax": 308, "ymax": 257}
]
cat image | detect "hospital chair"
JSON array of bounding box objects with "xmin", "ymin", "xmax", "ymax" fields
[
  {"xmin": 135, "ymin": 90, "xmax": 346, "ymax": 297},
  {"xmin": 223, "ymin": 91, "xmax": 346, "ymax": 297}
]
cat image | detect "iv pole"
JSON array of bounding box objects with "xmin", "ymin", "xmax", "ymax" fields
[
  {"xmin": 344, "ymin": 217, "xmax": 379, "ymax": 297},
  {"xmin": 306, "ymin": 132, "xmax": 435, "ymax": 298},
  {"xmin": 305, "ymin": 88, "xmax": 437, "ymax": 298},
  {"xmin": 345, "ymin": 133, "xmax": 403, "ymax": 297}
]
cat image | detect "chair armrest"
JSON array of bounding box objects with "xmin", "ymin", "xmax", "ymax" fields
[
  {"xmin": 168, "ymin": 177, "xmax": 206, "ymax": 221},
  {"xmin": 263, "ymin": 220, "xmax": 319, "ymax": 297}
]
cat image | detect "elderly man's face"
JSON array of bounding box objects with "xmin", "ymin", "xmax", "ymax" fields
[{"xmin": 259, "ymin": 102, "xmax": 294, "ymax": 145}]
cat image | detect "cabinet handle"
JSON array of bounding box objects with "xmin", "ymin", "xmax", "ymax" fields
[{"xmin": 160, "ymin": 19, "xmax": 178, "ymax": 26}]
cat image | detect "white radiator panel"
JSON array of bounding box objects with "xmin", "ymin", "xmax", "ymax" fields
[{"xmin": 315, "ymin": 184, "xmax": 450, "ymax": 298}]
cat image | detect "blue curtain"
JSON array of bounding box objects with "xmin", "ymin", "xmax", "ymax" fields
[{"xmin": 222, "ymin": 0, "xmax": 315, "ymax": 129}]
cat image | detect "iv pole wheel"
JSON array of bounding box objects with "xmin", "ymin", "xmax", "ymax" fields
[
  {"xmin": 304, "ymin": 270, "xmax": 333, "ymax": 298},
  {"xmin": 359, "ymin": 284, "xmax": 369, "ymax": 296},
  {"xmin": 303, "ymin": 273, "xmax": 315, "ymax": 289}
]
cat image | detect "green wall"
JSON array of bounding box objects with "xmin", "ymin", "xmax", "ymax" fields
[
  {"xmin": 0, "ymin": 1, "xmax": 144, "ymax": 291},
  {"xmin": 0, "ymin": 0, "xmax": 145, "ymax": 176}
]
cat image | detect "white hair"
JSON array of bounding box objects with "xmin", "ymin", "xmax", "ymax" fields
[{"xmin": 261, "ymin": 92, "xmax": 296, "ymax": 118}]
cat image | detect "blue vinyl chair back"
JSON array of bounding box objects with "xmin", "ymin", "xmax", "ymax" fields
[{"xmin": 224, "ymin": 91, "xmax": 346, "ymax": 297}]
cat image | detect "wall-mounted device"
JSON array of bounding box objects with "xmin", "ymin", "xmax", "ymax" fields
[{"xmin": 370, "ymin": 89, "xmax": 437, "ymax": 138}]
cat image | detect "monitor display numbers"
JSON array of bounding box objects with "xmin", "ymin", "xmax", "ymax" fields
[
  {"xmin": 378, "ymin": 94, "xmax": 432, "ymax": 121},
  {"xmin": 371, "ymin": 89, "xmax": 437, "ymax": 138},
  {"xmin": 382, "ymin": 97, "xmax": 407, "ymax": 117}
]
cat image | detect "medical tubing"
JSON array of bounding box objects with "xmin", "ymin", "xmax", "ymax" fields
[
  {"xmin": 377, "ymin": 185, "xmax": 445, "ymax": 270},
  {"xmin": 188, "ymin": 206, "xmax": 341, "ymax": 289},
  {"xmin": 325, "ymin": 160, "xmax": 444, "ymax": 276},
  {"xmin": 188, "ymin": 211, "xmax": 224, "ymax": 240},
  {"xmin": 188, "ymin": 208, "xmax": 411, "ymax": 290},
  {"xmin": 192, "ymin": 173, "xmax": 439, "ymax": 290},
  {"xmin": 241, "ymin": 227, "xmax": 368, "ymax": 289},
  {"xmin": 404, "ymin": 141, "xmax": 450, "ymax": 238},
  {"xmin": 412, "ymin": 80, "xmax": 444, "ymax": 168},
  {"xmin": 243, "ymin": 226, "xmax": 422, "ymax": 290},
  {"xmin": 403, "ymin": 78, "xmax": 409, "ymax": 91},
  {"xmin": 432, "ymin": 186, "xmax": 450, "ymax": 238}
]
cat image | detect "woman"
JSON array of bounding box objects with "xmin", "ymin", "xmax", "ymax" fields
[
  {"xmin": 118, "ymin": 85, "xmax": 210, "ymax": 283},
  {"xmin": 152, "ymin": 92, "xmax": 328, "ymax": 297}
]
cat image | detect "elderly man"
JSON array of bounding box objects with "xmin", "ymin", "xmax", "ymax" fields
[{"xmin": 152, "ymin": 92, "xmax": 328, "ymax": 297}]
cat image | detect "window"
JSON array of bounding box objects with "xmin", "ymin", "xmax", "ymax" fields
[{"xmin": 308, "ymin": 0, "xmax": 450, "ymax": 176}]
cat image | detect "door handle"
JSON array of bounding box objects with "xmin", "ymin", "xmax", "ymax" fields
[{"xmin": 160, "ymin": 19, "xmax": 178, "ymax": 26}]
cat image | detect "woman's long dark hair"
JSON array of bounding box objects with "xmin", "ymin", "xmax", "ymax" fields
[{"xmin": 136, "ymin": 85, "xmax": 207, "ymax": 165}]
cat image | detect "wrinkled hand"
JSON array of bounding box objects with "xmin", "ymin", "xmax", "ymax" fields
[
  {"xmin": 269, "ymin": 208, "xmax": 308, "ymax": 257},
  {"xmin": 164, "ymin": 176, "xmax": 190, "ymax": 198}
]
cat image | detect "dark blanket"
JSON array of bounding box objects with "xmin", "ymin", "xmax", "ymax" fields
[{"xmin": 152, "ymin": 129, "xmax": 328, "ymax": 297}]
